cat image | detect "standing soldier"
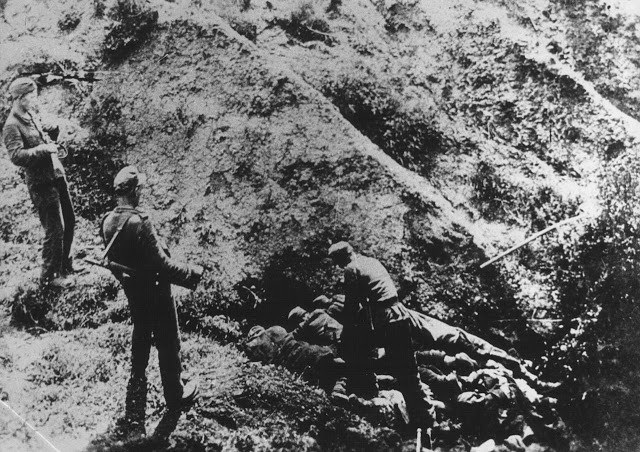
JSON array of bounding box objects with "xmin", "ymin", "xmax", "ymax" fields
[
  {"xmin": 101, "ymin": 166, "xmax": 203, "ymax": 440},
  {"xmin": 328, "ymin": 241, "xmax": 433, "ymax": 432},
  {"xmin": 2, "ymin": 77, "xmax": 77, "ymax": 289}
]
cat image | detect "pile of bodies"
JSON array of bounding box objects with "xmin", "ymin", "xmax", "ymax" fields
[{"xmin": 244, "ymin": 295, "xmax": 566, "ymax": 451}]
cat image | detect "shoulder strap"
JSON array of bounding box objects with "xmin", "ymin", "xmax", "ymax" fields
[{"xmin": 102, "ymin": 215, "xmax": 132, "ymax": 260}]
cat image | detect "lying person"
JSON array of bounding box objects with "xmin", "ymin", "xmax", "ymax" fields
[
  {"xmin": 291, "ymin": 301, "xmax": 557, "ymax": 393},
  {"xmin": 287, "ymin": 306, "xmax": 343, "ymax": 347},
  {"xmin": 312, "ymin": 294, "xmax": 346, "ymax": 323},
  {"xmin": 244, "ymin": 325, "xmax": 341, "ymax": 391}
]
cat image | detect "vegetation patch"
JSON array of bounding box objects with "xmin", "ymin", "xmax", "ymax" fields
[
  {"xmin": 58, "ymin": 10, "xmax": 82, "ymax": 32},
  {"xmin": 544, "ymin": 150, "xmax": 640, "ymax": 451},
  {"xmin": 9, "ymin": 275, "xmax": 119, "ymax": 330},
  {"xmin": 65, "ymin": 135, "xmax": 126, "ymax": 220},
  {"xmin": 246, "ymin": 226, "xmax": 353, "ymax": 326},
  {"xmin": 275, "ymin": 1, "xmax": 336, "ymax": 46},
  {"xmin": 472, "ymin": 161, "xmax": 581, "ymax": 231},
  {"xmin": 229, "ymin": 18, "xmax": 258, "ymax": 43},
  {"xmin": 322, "ymin": 71, "xmax": 443, "ymax": 175},
  {"xmin": 102, "ymin": 0, "xmax": 159, "ymax": 62},
  {"xmin": 229, "ymin": 363, "xmax": 402, "ymax": 451}
]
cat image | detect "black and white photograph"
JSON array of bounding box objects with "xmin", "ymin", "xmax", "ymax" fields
[{"xmin": 1, "ymin": 0, "xmax": 639, "ymax": 450}]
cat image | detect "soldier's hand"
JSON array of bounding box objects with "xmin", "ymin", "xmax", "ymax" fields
[
  {"xmin": 454, "ymin": 352, "xmax": 478, "ymax": 373},
  {"xmin": 44, "ymin": 143, "xmax": 59, "ymax": 154}
]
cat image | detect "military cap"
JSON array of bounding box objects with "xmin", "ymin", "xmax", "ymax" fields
[
  {"xmin": 8, "ymin": 77, "xmax": 37, "ymax": 100},
  {"xmin": 328, "ymin": 241, "xmax": 354, "ymax": 259},
  {"xmin": 114, "ymin": 165, "xmax": 147, "ymax": 195},
  {"xmin": 288, "ymin": 306, "xmax": 308, "ymax": 324},
  {"xmin": 312, "ymin": 295, "xmax": 331, "ymax": 308},
  {"xmin": 248, "ymin": 325, "xmax": 266, "ymax": 342}
]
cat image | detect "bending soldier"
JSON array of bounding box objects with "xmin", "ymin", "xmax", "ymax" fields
[
  {"xmin": 101, "ymin": 166, "xmax": 203, "ymax": 440},
  {"xmin": 328, "ymin": 241, "xmax": 433, "ymax": 432},
  {"xmin": 2, "ymin": 77, "xmax": 77, "ymax": 289}
]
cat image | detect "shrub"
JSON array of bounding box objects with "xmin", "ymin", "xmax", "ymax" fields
[
  {"xmin": 58, "ymin": 11, "xmax": 81, "ymax": 32},
  {"xmin": 546, "ymin": 150, "xmax": 640, "ymax": 449},
  {"xmin": 276, "ymin": 1, "xmax": 335, "ymax": 46},
  {"xmin": 10, "ymin": 285, "xmax": 54, "ymax": 328},
  {"xmin": 69, "ymin": 94, "xmax": 127, "ymax": 220},
  {"xmin": 93, "ymin": 0, "xmax": 106, "ymax": 18},
  {"xmin": 229, "ymin": 18, "xmax": 258, "ymax": 43},
  {"xmin": 472, "ymin": 161, "xmax": 581, "ymax": 231},
  {"xmin": 322, "ymin": 71, "xmax": 442, "ymax": 174},
  {"xmin": 65, "ymin": 135, "xmax": 126, "ymax": 220},
  {"xmin": 9, "ymin": 275, "xmax": 119, "ymax": 330},
  {"xmin": 102, "ymin": 0, "xmax": 159, "ymax": 62}
]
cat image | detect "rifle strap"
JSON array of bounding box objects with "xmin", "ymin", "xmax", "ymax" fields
[{"xmin": 102, "ymin": 216, "xmax": 131, "ymax": 261}]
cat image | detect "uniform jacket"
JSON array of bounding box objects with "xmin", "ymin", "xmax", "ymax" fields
[
  {"xmin": 343, "ymin": 254, "xmax": 399, "ymax": 330},
  {"xmin": 2, "ymin": 109, "xmax": 63, "ymax": 187},
  {"xmin": 101, "ymin": 206, "xmax": 201, "ymax": 290},
  {"xmin": 292, "ymin": 308, "xmax": 343, "ymax": 346}
]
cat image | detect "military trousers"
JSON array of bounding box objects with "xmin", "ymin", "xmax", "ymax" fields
[
  {"xmin": 27, "ymin": 177, "xmax": 75, "ymax": 284},
  {"xmin": 122, "ymin": 278, "xmax": 184, "ymax": 423},
  {"xmin": 344, "ymin": 300, "xmax": 433, "ymax": 427}
]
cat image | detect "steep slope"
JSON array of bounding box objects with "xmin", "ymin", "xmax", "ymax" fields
[{"xmin": 2, "ymin": 0, "xmax": 640, "ymax": 450}]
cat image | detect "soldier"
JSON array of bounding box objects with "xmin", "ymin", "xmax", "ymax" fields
[
  {"xmin": 288, "ymin": 306, "xmax": 343, "ymax": 347},
  {"xmin": 2, "ymin": 77, "xmax": 77, "ymax": 289},
  {"xmin": 100, "ymin": 166, "xmax": 203, "ymax": 440},
  {"xmin": 245, "ymin": 325, "xmax": 341, "ymax": 391},
  {"xmin": 328, "ymin": 241, "xmax": 433, "ymax": 432}
]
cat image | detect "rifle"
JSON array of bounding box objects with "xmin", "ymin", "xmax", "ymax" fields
[
  {"xmin": 480, "ymin": 213, "xmax": 591, "ymax": 269},
  {"xmin": 84, "ymin": 257, "xmax": 136, "ymax": 276}
]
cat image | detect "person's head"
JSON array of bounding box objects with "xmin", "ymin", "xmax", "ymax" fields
[
  {"xmin": 312, "ymin": 295, "xmax": 331, "ymax": 309},
  {"xmin": 113, "ymin": 165, "xmax": 147, "ymax": 206},
  {"xmin": 288, "ymin": 306, "xmax": 309, "ymax": 326},
  {"xmin": 328, "ymin": 241, "xmax": 355, "ymax": 268},
  {"xmin": 248, "ymin": 325, "xmax": 266, "ymax": 343},
  {"xmin": 8, "ymin": 78, "xmax": 38, "ymax": 112}
]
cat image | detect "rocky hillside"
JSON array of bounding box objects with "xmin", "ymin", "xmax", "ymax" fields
[{"xmin": 2, "ymin": 0, "xmax": 640, "ymax": 450}]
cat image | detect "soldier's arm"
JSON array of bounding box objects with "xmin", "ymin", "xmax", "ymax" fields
[
  {"xmin": 136, "ymin": 218, "xmax": 203, "ymax": 290},
  {"xmin": 42, "ymin": 124, "xmax": 60, "ymax": 142},
  {"xmin": 3, "ymin": 123, "xmax": 51, "ymax": 167},
  {"xmin": 343, "ymin": 268, "xmax": 363, "ymax": 327},
  {"xmin": 291, "ymin": 316, "xmax": 312, "ymax": 342}
]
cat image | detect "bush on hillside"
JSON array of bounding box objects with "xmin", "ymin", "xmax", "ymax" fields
[
  {"xmin": 472, "ymin": 161, "xmax": 581, "ymax": 231},
  {"xmin": 322, "ymin": 71, "xmax": 443, "ymax": 174},
  {"xmin": 546, "ymin": 150, "xmax": 640, "ymax": 450},
  {"xmin": 229, "ymin": 18, "xmax": 258, "ymax": 42},
  {"xmin": 276, "ymin": 1, "xmax": 336, "ymax": 46},
  {"xmin": 69, "ymin": 94, "xmax": 127, "ymax": 220},
  {"xmin": 65, "ymin": 135, "xmax": 126, "ymax": 220},
  {"xmin": 93, "ymin": 0, "xmax": 106, "ymax": 18},
  {"xmin": 102, "ymin": 0, "xmax": 158, "ymax": 62},
  {"xmin": 58, "ymin": 11, "xmax": 81, "ymax": 32},
  {"xmin": 178, "ymin": 276, "xmax": 251, "ymax": 334},
  {"xmin": 10, "ymin": 276, "xmax": 120, "ymax": 330},
  {"xmin": 10, "ymin": 285, "xmax": 54, "ymax": 329}
]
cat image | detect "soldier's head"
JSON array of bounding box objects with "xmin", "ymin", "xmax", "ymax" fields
[
  {"xmin": 288, "ymin": 306, "xmax": 309, "ymax": 326},
  {"xmin": 114, "ymin": 165, "xmax": 147, "ymax": 206},
  {"xmin": 328, "ymin": 241, "xmax": 354, "ymax": 268},
  {"xmin": 312, "ymin": 295, "xmax": 331, "ymax": 309},
  {"xmin": 8, "ymin": 77, "xmax": 38, "ymax": 112}
]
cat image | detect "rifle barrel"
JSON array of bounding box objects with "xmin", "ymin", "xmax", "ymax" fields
[{"xmin": 480, "ymin": 213, "xmax": 590, "ymax": 269}]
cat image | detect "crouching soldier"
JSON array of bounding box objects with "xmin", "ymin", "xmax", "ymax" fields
[
  {"xmin": 101, "ymin": 166, "xmax": 204, "ymax": 440},
  {"xmin": 328, "ymin": 241, "xmax": 433, "ymax": 435}
]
